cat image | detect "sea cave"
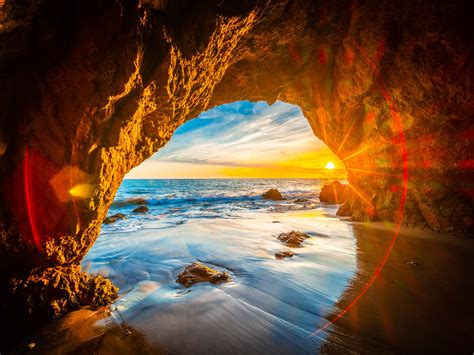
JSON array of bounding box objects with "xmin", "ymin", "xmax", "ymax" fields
[{"xmin": 0, "ymin": 0, "xmax": 473, "ymax": 352}]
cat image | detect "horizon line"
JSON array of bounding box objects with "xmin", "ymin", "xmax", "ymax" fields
[{"xmin": 123, "ymin": 177, "xmax": 348, "ymax": 180}]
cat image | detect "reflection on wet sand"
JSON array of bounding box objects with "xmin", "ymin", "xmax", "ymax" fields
[
  {"xmin": 19, "ymin": 308, "xmax": 163, "ymax": 354},
  {"xmin": 77, "ymin": 205, "xmax": 358, "ymax": 353},
  {"xmin": 321, "ymin": 223, "xmax": 474, "ymax": 353},
  {"xmin": 11, "ymin": 219, "xmax": 473, "ymax": 353}
]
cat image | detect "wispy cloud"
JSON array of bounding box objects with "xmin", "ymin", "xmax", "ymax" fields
[{"xmin": 126, "ymin": 101, "xmax": 346, "ymax": 178}]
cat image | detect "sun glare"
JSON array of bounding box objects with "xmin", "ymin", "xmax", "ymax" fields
[{"xmin": 325, "ymin": 161, "xmax": 335, "ymax": 170}]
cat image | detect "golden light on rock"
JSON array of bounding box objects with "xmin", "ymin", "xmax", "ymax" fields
[{"xmin": 69, "ymin": 184, "xmax": 96, "ymax": 198}]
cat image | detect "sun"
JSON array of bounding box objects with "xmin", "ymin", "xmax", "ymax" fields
[{"xmin": 325, "ymin": 161, "xmax": 335, "ymax": 170}]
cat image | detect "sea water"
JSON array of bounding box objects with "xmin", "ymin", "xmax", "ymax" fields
[{"xmin": 82, "ymin": 179, "xmax": 356, "ymax": 353}]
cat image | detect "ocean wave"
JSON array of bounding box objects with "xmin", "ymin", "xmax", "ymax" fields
[
  {"xmin": 104, "ymin": 180, "xmax": 325, "ymax": 235},
  {"xmin": 148, "ymin": 195, "xmax": 261, "ymax": 206},
  {"xmin": 112, "ymin": 197, "xmax": 149, "ymax": 207},
  {"xmin": 113, "ymin": 193, "xmax": 318, "ymax": 209}
]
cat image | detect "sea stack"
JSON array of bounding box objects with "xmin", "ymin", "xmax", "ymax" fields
[
  {"xmin": 262, "ymin": 188, "xmax": 283, "ymax": 200},
  {"xmin": 319, "ymin": 181, "xmax": 348, "ymax": 204}
]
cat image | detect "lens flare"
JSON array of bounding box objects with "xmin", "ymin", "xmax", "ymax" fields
[{"xmin": 69, "ymin": 184, "xmax": 96, "ymax": 198}]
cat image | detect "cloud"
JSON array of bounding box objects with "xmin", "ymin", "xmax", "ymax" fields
[
  {"xmin": 126, "ymin": 101, "xmax": 345, "ymax": 178},
  {"xmin": 153, "ymin": 101, "xmax": 322, "ymax": 164}
]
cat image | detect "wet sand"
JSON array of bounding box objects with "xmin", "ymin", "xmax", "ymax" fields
[
  {"xmin": 321, "ymin": 222, "xmax": 474, "ymax": 353},
  {"xmin": 81, "ymin": 208, "xmax": 356, "ymax": 353},
  {"xmin": 9, "ymin": 307, "xmax": 163, "ymax": 354},
  {"xmin": 9, "ymin": 220, "xmax": 474, "ymax": 354}
]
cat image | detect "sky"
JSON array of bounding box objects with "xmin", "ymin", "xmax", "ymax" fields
[{"xmin": 125, "ymin": 101, "xmax": 347, "ymax": 179}]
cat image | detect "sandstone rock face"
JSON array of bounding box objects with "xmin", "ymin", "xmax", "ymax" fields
[
  {"xmin": 176, "ymin": 262, "xmax": 231, "ymax": 287},
  {"xmin": 262, "ymin": 188, "xmax": 283, "ymax": 200},
  {"xmin": 10, "ymin": 265, "xmax": 118, "ymax": 319},
  {"xmin": 0, "ymin": 0, "xmax": 473, "ymax": 323},
  {"xmin": 319, "ymin": 181, "xmax": 348, "ymax": 204}
]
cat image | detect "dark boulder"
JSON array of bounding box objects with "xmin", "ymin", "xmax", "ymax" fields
[
  {"xmin": 262, "ymin": 188, "xmax": 283, "ymax": 200},
  {"xmin": 132, "ymin": 206, "xmax": 149, "ymax": 213},
  {"xmin": 113, "ymin": 197, "xmax": 148, "ymax": 207},
  {"xmin": 277, "ymin": 231, "xmax": 310, "ymax": 247},
  {"xmin": 103, "ymin": 213, "xmax": 126, "ymax": 224},
  {"xmin": 275, "ymin": 251, "xmax": 295, "ymax": 259},
  {"xmin": 319, "ymin": 181, "xmax": 348, "ymax": 204},
  {"xmin": 176, "ymin": 262, "xmax": 231, "ymax": 287}
]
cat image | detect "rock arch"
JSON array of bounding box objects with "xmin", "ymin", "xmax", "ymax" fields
[{"xmin": 0, "ymin": 0, "xmax": 472, "ymax": 320}]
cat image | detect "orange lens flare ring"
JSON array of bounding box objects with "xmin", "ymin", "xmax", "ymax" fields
[
  {"xmin": 23, "ymin": 149, "xmax": 43, "ymax": 252},
  {"xmin": 22, "ymin": 37, "xmax": 408, "ymax": 335},
  {"xmin": 313, "ymin": 40, "xmax": 408, "ymax": 335}
]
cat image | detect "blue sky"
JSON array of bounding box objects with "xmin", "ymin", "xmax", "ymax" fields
[{"xmin": 126, "ymin": 101, "xmax": 345, "ymax": 178}]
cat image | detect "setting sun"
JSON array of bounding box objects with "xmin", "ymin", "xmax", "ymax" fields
[{"xmin": 325, "ymin": 161, "xmax": 336, "ymax": 170}]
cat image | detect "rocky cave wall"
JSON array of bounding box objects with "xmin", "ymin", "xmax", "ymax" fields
[{"xmin": 0, "ymin": 0, "xmax": 473, "ymax": 320}]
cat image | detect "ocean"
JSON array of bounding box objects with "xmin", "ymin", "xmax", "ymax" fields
[{"xmin": 83, "ymin": 178, "xmax": 357, "ymax": 353}]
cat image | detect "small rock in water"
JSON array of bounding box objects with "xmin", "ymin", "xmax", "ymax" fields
[
  {"xmin": 103, "ymin": 213, "xmax": 126, "ymax": 224},
  {"xmin": 272, "ymin": 220, "xmax": 281, "ymax": 223},
  {"xmin": 295, "ymin": 198, "xmax": 308, "ymax": 203},
  {"xmin": 275, "ymin": 251, "xmax": 295, "ymax": 259},
  {"xmin": 113, "ymin": 197, "xmax": 148, "ymax": 207},
  {"xmin": 278, "ymin": 231, "xmax": 310, "ymax": 247},
  {"xmin": 176, "ymin": 262, "xmax": 231, "ymax": 287},
  {"xmin": 262, "ymin": 188, "xmax": 283, "ymax": 200},
  {"xmin": 132, "ymin": 205, "xmax": 149, "ymax": 213}
]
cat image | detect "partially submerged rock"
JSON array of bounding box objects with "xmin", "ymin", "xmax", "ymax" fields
[
  {"xmin": 132, "ymin": 206, "xmax": 149, "ymax": 213},
  {"xmin": 103, "ymin": 213, "xmax": 126, "ymax": 224},
  {"xmin": 278, "ymin": 231, "xmax": 310, "ymax": 247},
  {"xmin": 319, "ymin": 181, "xmax": 348, "ymax": 204},
  {"xmin": 262, "ymin": 188, "xmax": 283, "ymax": 200},
  {"xmin": 113, "ymin": 197, "xmax": 148, "ymax": 207},
  {"xmin": 176, "ymin": 262, "xmax": 231, "ymax": 287},
  {"xmin": 295, "ymin": 198, "xmax": 308, "ymax": 203},
  {"xmin": 275, "ymin": 251, "xmax": 295, "ymax": 259}
]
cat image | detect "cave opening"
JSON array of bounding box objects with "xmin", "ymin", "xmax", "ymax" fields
[
  {"xmin": 94, "ymin": 100, "xmax": 348, "ymax": 235},
  {"xmin": 79, "ymin": 100, "xmax": 354, "ymax": 352}
]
